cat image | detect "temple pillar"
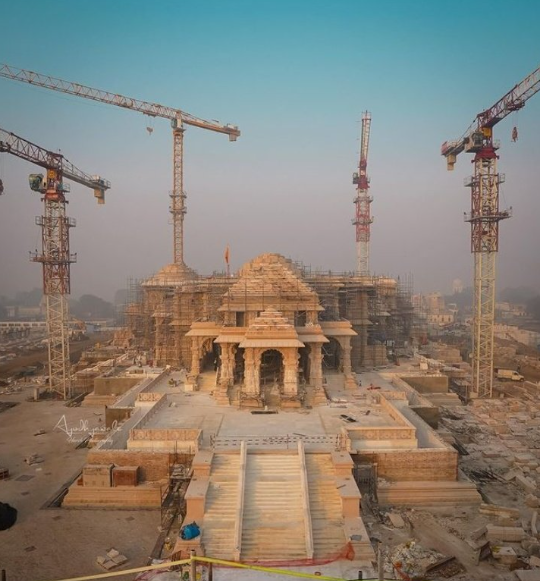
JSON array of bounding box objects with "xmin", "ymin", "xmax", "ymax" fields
[
  {"xmin": 215, "ymin": 343, "xmax": 233, "ymax": 405},
  {"xmin": 185, "ymin": 337, "xmax": 201, "ymax": 391},
  {"xmin": 309, "ymin": 343, "xmax": 323, "ymax": 390},
  {"xmin": 243, "ymin": 348, "xmax": 258, "ymax": 395},
  {"xmin": 190, "ymin": 338, "xmax": 201, "ymax": 376},
  {"xmin": 155, "ymin": 316, "xmax": 164, "ymax": 366},
  {"xmin": 219, "ymin": 344, "xmax": 234, "ymax": 387},
  {"xmin": 283, "ymin": 348, "xmax": 299, "ymax": 396},
  {"xmin": 309, "ymin": 342, "xmax": 327, "ymax": 405},
  {"xmin": 342, "ymin": 338, "xmax": 352, "ymax": 375},
  {"xmin": 339, "ymin": 337, "xmax": 358, "ymax": 389},
  {"xmin": 240, "ymin": 348, "xmax": 261, "ymax": 407}
]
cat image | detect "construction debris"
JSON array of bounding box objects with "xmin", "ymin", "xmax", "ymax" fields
[
  {"xmin": 387, "ymin": 512, "xmax": 406, "ymax": 528},
  {"xmin": 386, "ymin": 541, "xmax": 446, "ymax": 579},
  {"xmin": 96, "ymin": 548, "xmax": 128, "ymax": 570},
  {"xmin": 485, "ymin": 524, "xmax": 526, "ymax": 542}
]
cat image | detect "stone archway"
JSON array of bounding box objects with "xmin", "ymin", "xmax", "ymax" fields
[
  {"xmin": 200, "ymin": 338, "xmax": 220, "ymax": 372},
  {"xmin": 260, "ymin": 349, "xmax": 284, "ymax": 386},
  {"xmin": 323, "ymin": 337, "xmax": 342, "ymax": 370},
  {"xmin": 259, "ymin": 349, "xmax": 284, "ymax": 407},
  {"xmin": 234, "ymin": 346, "xmax": 245, "ymax": 384}
]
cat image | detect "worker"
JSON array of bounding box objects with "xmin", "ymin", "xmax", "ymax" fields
[{"xmin": 0, "ymin": 179, "xmax": 4, "ymax": 195}]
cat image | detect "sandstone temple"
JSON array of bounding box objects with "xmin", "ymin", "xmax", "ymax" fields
[{"xmin": 122, "ymin": 253, "xmax": 414, "ymax": 407}]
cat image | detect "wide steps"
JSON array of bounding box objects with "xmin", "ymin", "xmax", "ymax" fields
[
  {"xmin": 305, "ymin": 454, "xmax": 347, "ymax": 559},
  {"xmin": 202, "ymin": 454, "xmax": 241, "ymax": 559},
  {"xmin": 240, "ymin": 453, "xmax": 307, "ymax": 561}
]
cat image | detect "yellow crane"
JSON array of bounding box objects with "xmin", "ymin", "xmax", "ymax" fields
[{"xmin": 0, "ymin": 64, "xmax": 240, "ymax": 273}]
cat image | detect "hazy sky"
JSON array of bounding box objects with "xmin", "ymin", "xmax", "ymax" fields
[{"xmin": 1, "ymin": 0, "xmax": 539, "ymax": 301}]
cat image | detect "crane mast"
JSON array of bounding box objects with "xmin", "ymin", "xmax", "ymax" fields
[
  {"xmin": 442, "ymin": 64, "xmax": 540, "ymax": 399},
  {"xmin": 0, "ymin": 128, "xmax": 110, "ymax": 399},
  {"xmin": 352, "ymin": 112, "xmax": 373, "ymax": 275},
  {"xmin": 0, "ymin": 64, "xmax": 240, "ymax": 271}
]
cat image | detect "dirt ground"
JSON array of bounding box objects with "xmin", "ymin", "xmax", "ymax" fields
[
  {"xmin": 0, "ymin": 387, "xmax": 160, "ymax": 581},
  {"xmin": 0, "ymin": 335, "xmax": 104, "ymax": 381}
]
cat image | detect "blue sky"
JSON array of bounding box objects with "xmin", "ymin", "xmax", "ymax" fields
[{"xmin": 1, "ymin": 0, "xmax": 539, "ymax": 300}]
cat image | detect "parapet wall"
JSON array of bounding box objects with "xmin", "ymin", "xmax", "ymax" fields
[
  {"xmin": 128, "ymin": 427, "xmax": 202, "ymax": 453},
  {"xmin": 356, "ymin": 448, "xmax": 458, "ymax": 482},
  {"xmin": 343, "ymin": 393, "xmax": 418, "ymax": 450},
  {"xmin": 85, "ymin": 449, "xmax": 173, "ymax": 481},
  {"xmin": 93, "ymin": 376, "xmax": 141, "ymax": 396},
  {"xmin": 400, "ymin": 374, "xmax": 449, "ymax": 394}
]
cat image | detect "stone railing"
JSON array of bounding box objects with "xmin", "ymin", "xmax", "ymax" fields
[
  {"xmin": 136, "ymin": 392, "xmax": 163, "ymax": 402},
  {"xmin": 233, "ymin": 441, "xmax": 247, "ymax": 562},
  {"xmin": 211, "ymin": 433, "xmax": 342, "ymax": 450},
  {"xmin": 130, "ymin": 428, "xmax": 202, "ymax": 442},
  {"xmin": 297, "ymin": 440, "xmax": 314, "ymax": 559},
  {"xmin": 344, "ymin": 426, "xmax": 416, "ymax": 441}
]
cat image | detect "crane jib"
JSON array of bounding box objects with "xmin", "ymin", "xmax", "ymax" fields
[{"xmin": 0, "ymin": 63, "xmax": 240, "ymax": 138}]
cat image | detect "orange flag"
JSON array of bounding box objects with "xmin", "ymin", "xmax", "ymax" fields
[{"xmin": 224, "ymin": 245, "xmax": 230, "ymax": 265}]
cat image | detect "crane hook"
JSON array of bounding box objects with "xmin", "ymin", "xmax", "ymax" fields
[{"xmin": 512, "ymin": 126, "xmax": 518, "ymax": 142}]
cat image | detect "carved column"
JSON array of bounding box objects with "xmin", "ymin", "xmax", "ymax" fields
[
  {"xmin": 155, "ymin": 316, "xmax": 164, "ymax": 365},
  {"xmin": 340, "ymin": 337, "xmax": 357, "ymax": 389},
  {"xmin": 219, "ymin": 344, "xmax": 234, "ymax": 387},
  {"xmin": 341, "ymin": 337, "xmax": 352, "ymax": 376},
  {"xmin": 190, "ymin": 337, "xmax": 201, "ymax": 376},
  {"xmin": 309, "ymin": 343, "xmax": 323, "ymax": 390},
  {"xmin": 283, "ymin": 348, "xmax": 299, "ymax": 396},
  {"xmin": 253, "ymin": 349, "xmax": 261, "ymax": 396},
  {"xmin": 243, "ymin": 348, "xmax": 257, "ymax": 395}
]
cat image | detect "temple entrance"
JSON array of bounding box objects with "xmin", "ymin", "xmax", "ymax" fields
[
  {"xmin": 299, "ymin": 345, "xmax": 311, "ymax": 384},
  {"xmin": 322, "ymin": 337, "xmax": 342, "ymax": 370},
  {"xmin": 201, "ymin": 339, "xmax": 220, "ymax": 372},
  {"xmin": 234, "ymin": 347, "xmax": 245, "ymax": 384},
  {"xmin": 260, "ymin": 349, "xmax": 284, "ymax": 408}
]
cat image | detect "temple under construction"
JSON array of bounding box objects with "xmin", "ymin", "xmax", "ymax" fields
[{"xmin": 118, "ymin": 253, "xmax": 416, "ymax": 408}]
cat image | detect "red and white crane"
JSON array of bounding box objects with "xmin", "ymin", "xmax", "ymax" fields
[
  {"xmin": 442, "ymin": 64, "xmax": 540, "ymax": 398},
  {"xmin": 352, "ymin": 112, "xmax": 373, "ymax": 275},
  {"xmin": 0, "ymin": 128, "xmax": 110, "ymax": 399},
  {"xmin": 0, "ymin": 64, "xmax": 240, "ymax": 275}
]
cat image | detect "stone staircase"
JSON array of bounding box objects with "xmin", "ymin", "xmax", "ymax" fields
[
  {"xmin": 305, "ymin": 454, "xmax": 347, "ymax": 559},
  {"xmin": 241, "ymin": 453, "xmax": 307, "ymax": 561},
  {"xmin": 198, "ymin": 371, "xmax": 217, "ymax": 393},
  {"xmin": 202, "ymin": 454, "xmax": 240, "ymax": 559}
]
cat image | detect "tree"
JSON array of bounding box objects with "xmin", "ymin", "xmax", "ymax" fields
[
  {"xmin": 71, "ymin": 294, "xmax": 115, "ymax": 319},
  {"xmin": 500, "ymin": 286, "xmax": 538, "ymax": 304},
  {"xmin": 526, "ymin": 295, "xmax": 540, "ymax": 321}
]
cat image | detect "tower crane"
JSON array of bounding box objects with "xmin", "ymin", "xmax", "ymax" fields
[
  {"xmin": 0, "ymin": 64, "xmax": 241, "ymax": 273},
  {"xmin": 441, "ymin": 64, "xmax": 540, "ymax": 398},
  {"xmin": 352, "ymin": 111, "xmax": 373, "ymax": 275},
  {"xmin": 0, "ymin": 128, "xmax": 110, "ymax": 399}
]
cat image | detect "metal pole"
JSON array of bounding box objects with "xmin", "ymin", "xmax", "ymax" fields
[{"xmin": 190, "ymin": 549, "xmax": 196, "ymax": 581}]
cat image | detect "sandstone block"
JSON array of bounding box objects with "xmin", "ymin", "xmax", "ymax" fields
[
  {"xmin": 517, "ymin": 474, "xmax": 537, "ymax": 493},
  {"xmin": 526, "ymin": 495, "xmax": 540, "ymax": 508},
  {"xmin": 486, "ymin": 525, "xmax": 526, "ymax": 542}
]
